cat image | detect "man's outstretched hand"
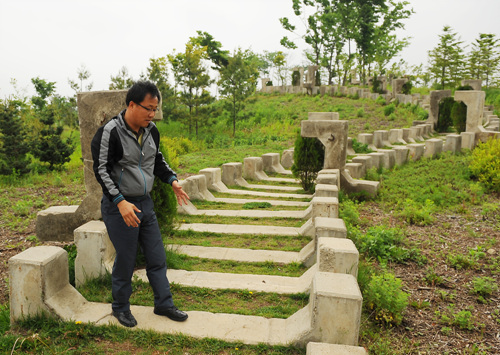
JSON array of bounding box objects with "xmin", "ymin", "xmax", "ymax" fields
[
  {"xmin": 117, "ymin": 200, "xmax": 141, "ymax": 227},
  {"xmin": 172, "ymin": 180, "xmax": 190, "ymax": 205}
]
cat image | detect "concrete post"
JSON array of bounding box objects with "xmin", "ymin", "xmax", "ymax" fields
[
  {"xmin": 407, "ymin": 144, "xmax": 425, "ymax": 161},
  {"xmin": 199, "ymin": 168, "xmax": 229, "ymax": 192},
  {"xmin": 392, "ymin": 146, "xmax": 409, "ymax": 166},
  {"xmin": 345, "ymin": 163, "xmax": 364, "ymax": 179},
  {"xmin": 314, "ymin": 184, "xmax": 339, "ymax": 198},
  {"xmin": 402, "ymin": 128, "xmax": 416, "ymax": 143},
  {"xmin": 428, "ymin": 90, "xmax": 452, "ymax": 129},
  {"xmin": 243, "ymin": 157, "xmax": 269, "ymax": 181},
  {"xmin": 443, "ymin": 134, "xmax": 462, "ymax": 154},
  {"xmin": 314, "ymin": 217, "xmax": 347, "ymax": 238},
  {"xmin": 352, "ymin": 155, "xmax": 373, "ymax": 173},
  {"xmin": 357, "ymin": 133, "xmax": 377, "ymax": 151},
  {"xmin": 461, "ymin": 132, "xmax": 476, "ymax": 150},
  {"xmin": 311, "ymin": 197, "xmax": 339, "ymax": 219},
  {"xmin": 424, "ymin": 138, "xmax": 443, "ymax": 158},
  {"xmin": 281, "ymin": 149, "xmax": 294, "ymax": 169},
  {"xmin": 261, "ymin": 153, "xmax": 287, "ymax": 174},
  {"xmin": 317, "ymin": 238, "xmax": 358, "ymax": 277},
  {"xmin": 222, "ymin": 163, "xmax": 249, "ymax": 187}
]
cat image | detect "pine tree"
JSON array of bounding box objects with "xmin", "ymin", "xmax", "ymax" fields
[{"xmin": 291, "ymin": 134, "xmax": 325, "ymax": 193}]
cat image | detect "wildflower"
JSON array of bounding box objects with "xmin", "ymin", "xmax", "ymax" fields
[
  {"xmin": 249, "ymin": 291, "xmax": 253, "ymax": 294},
  {"xmin": 75, "ymin": 321, "xmax": 82, "ymax": 325}
]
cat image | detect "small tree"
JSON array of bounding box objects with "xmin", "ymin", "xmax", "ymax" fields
[
  {"xmin": 436, "ymin": 97, "xmax": 455, "ymax": 132},
  {"xmin": 109, "ymin": 66, "xmax": 134, "ymax": 90},
  {"xmin": 0, "ymin": 99, "xmax": 31, "ymax": 175},
  {"xmin": 291, "ymin": 134, "xmax": 324, "ymax": 193}
]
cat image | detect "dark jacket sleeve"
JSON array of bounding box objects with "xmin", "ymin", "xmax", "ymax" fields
[
  {"xmin": 151, "ymin": 126, "xmax": 178, "ymax": 185},
  {"xmin": 91, "ymin": 125, "xmax": 125, "ymax": 204}
]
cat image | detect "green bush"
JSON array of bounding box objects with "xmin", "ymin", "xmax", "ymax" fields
[
  {"xmin": 471, "ymin": 276, "xmax": 498, "ymax": 298},
  {"xmin": 291, "ymin": 134, "xmax": 324, "ymax": 193},
  {"xmin": 451, "ymin": 101, "xmax": 467, "ymax": 133},
  {"xmin": 383, "ymin": 104, "xmax": 395, "ymax": 116},
  {"xmin": 401, "ymin": 81, "xmax": 412, "ymax": 95},
  {"xmin": 364, "ymin": 272, "xmax": 409, "ymax": 325},
  {"xmin": 396, "ymin": 198, "xmax": 435, "ymax": 225},
  {"xmin": 375, "ymin": 95, "xmax": 387, "ymax": 106},
  {"xmin": 356, "ymin": 108, "xmax": 365, "ymax": 117},
  {"xmin": 351, "ymin": 139, "xmax": 372, "ymax": 154},
  {"xmin": 436, "ymin": 97, "xmax": 455, "ymax": 132},
  {"xmin": 469, "ymin": 138, "xmax": 500, "ymax": 192},
  {"xmin": 151, "ymin": 140, "xmax": 178, "ymax": 234}
]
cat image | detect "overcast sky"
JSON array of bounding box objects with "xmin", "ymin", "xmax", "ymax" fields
[{"xmin": 1, "ymin": 0, "xmax": 499, "ymax": 99}]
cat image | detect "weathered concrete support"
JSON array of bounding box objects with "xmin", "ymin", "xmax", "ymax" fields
[
  {"xmin": 317, "ymin": 237, "xmax": 358, "ymax": 277},
  {"xmin": 443, "ymin": 134, "xmax": 462, "ymax": 154},
  {"xmin": 261, "ymin": 153, "xmax": 287, "ymax": 174},
  {"xmin": 345, "ymin": 163, "xmax": 364, "ymax": 179},
  {"xmin": 9, "ymin": 246, "xmax": 86, "ymax": 324},
  {"xmin": 301, "ymin": 120, "xmax": 348, "ymax": 170},
  {"xmin": 199, "ymin": 168, "xmax": 229, "ymax": 192},
  {"xmin": 392, "ymin": 78, "xmax": 407, "ymax": 96},
  {"xmin": 340, "ymin": 170, "xmax": 379, "ymax": 198},
  {"xmin": 179, "ymin": 175, "xmax": 215, "ymax": 201},
  {"xmin": 407, "ymin": 144, "xmax": 425, "ymax": 161},
  {"xmin": 281, "ymin": 148, "xmax": 294, "ymax": 169},
  {"xmin": 347, "ymin": 138, "xmax": 356, "ymax": 156},
  {"xmin": 454, "ymin": 90, "xmax": 486, "ymax": 133},
  {"xmin": 388, "ymin": 129, "xmax": 406, "ymax": 144},
  {"xmin": 392, "ymin": 146, "xmax": 409, "ymax": 166},
  {"xmin": 460, "ymin": 132, "xmax": 476, "ymax": 150},
  {"xmin": 314, "ymin": 217, "xmax": 347, "ymax": 239},
  {"xmin": 380, "ymin": 150, "xmax": 396, "ymax": 170},
  {"xmin": 314, "ymin": 184, "xmax": 339, "ymax": 198},
  {"xmin": 367, "ymin": 152, "xmax": 384, "ymax": 169},
  {"xmin": 373, "ymin": 130, "xmax": 391, "ymax": 148},
  {"xmin": 402, "ymin": 128, "xmax": 416, "ymax": 143},
  {"xmin": 428, "ymin": 90, "xmax": 452, "ymax": 129},
  {"xmin": 311, "ymin": 197, "xmax": 339, "ymax": 219},
  {"xmin": 424, "ymin": 138, "xmax": 443, "ymax": 158},
  {"xmin": 357, "ymin": 133, "xmax": 377, "ymax": 152},
  {"xmin": 461, "ymin": 79, "xmax": 482, "ymax": 91},
  {"xmin": 74, "ymin": 221, "xmax": 114, "ymax": 287},
  {"xmin": 36, "ymin": 206, "xmax": 80, "ymax": 242},
  {"xmin": 244, "ymin": 157, "xmax": 269, "ymax": 181},
  {"xmin": 222, "ymin": 163, "xmax": 249, "ymax": 187},
  {"xmin": 352, "ymin": 155, "xmax": 373, "ymax": 173}
]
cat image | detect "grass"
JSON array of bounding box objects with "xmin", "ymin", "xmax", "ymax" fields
[
  {"xmin": 211, "ymin": 191, "xmax": 311, "ymax": 202},
  {"xmin": 190, "ymin": 200, "xmax": 306, "ymax": 211},
  {"xmin": 166, "ymin": 230, "xmax": 311, "ymax": 252},
  {"xmin": 177, "ymin": 215, "xmax": 305, "ymax": 227},
  {"xmin": 79, "ymin": 275, "xmax": 309, "ymax": 319}
]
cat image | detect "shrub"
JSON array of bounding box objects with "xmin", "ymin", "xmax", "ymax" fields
[
  {"xmin": 388, "ymin": 113, "xmax": 397, "ymax": 121},
  {"xmin": 383, "ymin": 103, "xmax": 395, "ymax": 116},
  {"xmin": 364, "ymin": 272, "xmax": 409, "ymax": 325},
  {"xmin": 291, "ymin": 134, "xmax": 324, "ymax": 193},
  {"xmin": 469, "ymin": 138, "xmax": 500, "ymax": 192},
  {"xmin": 151, "ymin": 140, "xmax": 178, "ymax": 234},
  {"xmin": 375, "ymin": 95, "xmax": 387, "ymax": 106},
  {"xmin": 351, "ymin": 138, "xmax": 372, "ymax": 154},
  {"xmin": 401, "ymin": 81, "xmax": 412, "ymax": 95},
  {"xmin": 356, "ymin": 108, "xmax": 365, "ymax": 117},
  {"xmin": 436, "ymin": 97, "xmax": 455, "ymax": 132},
  {"xmin": 372, "ymin": 75, "xmax": 384, "ymax": 94},
  {"xmin": 451, "ymin": 101, "xmax": 467, "ymax": 133},
  {"xmin": 471, "ymin": 276, "xmax": 498, "ymax": 298},
  {"xmin": 396, "ymin": 198, "xmax": 435, "ymax": 225}
]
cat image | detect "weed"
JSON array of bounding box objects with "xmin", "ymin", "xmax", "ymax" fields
[
  {"xmin": 242, "ymin": 202, "xmax": 272, "ymax": 209},
  {"xmin": 424, "ymin": 268, "xmax": 446, "ymax": 287},
  {"xmin": 384, "ymin": 104, "xmax": 396, "ymax": 116},
  {"xmin": 470, "ymin": 277, "xmax": 498, "ymax": 299},
  {"xmin": 395, "ymin": 198, "xmax": 435, "ymax": 226}
]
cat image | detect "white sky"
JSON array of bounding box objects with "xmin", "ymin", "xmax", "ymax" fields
[{"xmin": 1, "ymin": 0, "xmax": 499, "ymax": 99}]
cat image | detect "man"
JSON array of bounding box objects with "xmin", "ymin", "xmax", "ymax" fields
[{"xmin": 91, "ymin": 81, "xmax": 189, "ymax": 328}]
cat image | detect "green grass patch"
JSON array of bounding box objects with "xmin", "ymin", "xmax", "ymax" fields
[
  {"xmin": 211, "ymin": 191, "xmax": 311, "ymax": 202},
  {"xmin": 177, "ymin": 215, "xmax": 305, "ymax": 227},
  {"xmin": 79, "ymin": 275, "xmax": 309, "ymax": 319},
  {"xmin": 190, "ymin": 200, "xmax": 305, "ymax": 211},
  {"xmin": 165, "ymin": 230, "xmax": 311, "ymax": 252}
]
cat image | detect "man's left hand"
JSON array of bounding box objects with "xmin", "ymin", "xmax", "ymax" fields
[{"xmin": 172, "ymin": 180, "xmax": 190, "ymax": 205}]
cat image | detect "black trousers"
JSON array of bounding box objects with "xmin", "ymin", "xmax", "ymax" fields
[{"xmin": 101, "ymin": 195, "xmax": 174, "ymax": 312}]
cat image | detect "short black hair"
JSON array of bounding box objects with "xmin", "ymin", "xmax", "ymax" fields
[{"xmin": 126, "ymin": 81, "xmax": 161, "ymax": 106}]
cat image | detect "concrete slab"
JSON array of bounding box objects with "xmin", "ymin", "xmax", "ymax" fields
[{"xmin": 306, "ymin": 342, "xmax": 368, "ymax": 355}]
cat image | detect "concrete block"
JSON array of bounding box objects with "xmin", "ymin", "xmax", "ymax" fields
[
  {"xmin": 312, "ymin": 197, "xmax": 339, "ymax": 219},
  {"xmin": 411, "ymin": 126, "xmax": 423, "ymax": 141},
  {"xmin": 315, "ymin": 184, "xmax": 339, "ymax": 198},
  {"xmin": 443, "ymin": 134, "xmax": 462, "ymax": 154},
  {"xmin": 373, "ymin": 130, "xmax": 390, "ymax": 148},
  {"xmin": 261, "ymin": 153, "xmax": 287, "ymax": 174},
  {"xmin": 199, "ymin": 168, "xmax": 228, "ymax": 192},
  {"xmin": 9, "ymin": 246, "xmax": 70, "ymax": 322},
  {"xmin": 309, "ymin": 272, "xmax": 362, "ymax": 346},
  {"xmin": 244, "ymin": 157, "xmax": 269, "ymax": 181},
  {"xmin": 314, "ymin": 217, "xmax": 347, "ymax": 239},
  {"xmin": 74, "ymin": 221, "xmax": 114, "ymax": 287},
  {"xmin": 281, "ymin": 148, "xmax": 294, "ymax": 169},
  {"xmin": 316, "ymin": 174, "xmax": 339, "ymax": 187},
  {"xmin": 317, "ymin": 237, "xmax": 358, "ymax": 277},
  {"xmin": 461, "ymin": 132, "xmax": 476, "ymax": 150},
  {"xmin": 36, "ymin": 206, "xmax": 82, "ymax": 242},
  {"xmin": 357, "ymin": 133, "xmax": 377, "ymax": 151},
  {"xmin": 402, "ymin": 128, "xmax": 416, "ymax": 143},
  {"xmin": 407, "ymin": 143, "xmax": 425, "ymax": 161},
  {"xmin": 345, "ymin": 163, "xmax": 364, "ymax": 179},
  {"xmin": 417, "ymin": 124, "xmax": 430, "ymax": 139},
  {"xmin": 340, "ymin": 170, "xmax": 379, "ymax": 198},
  {"xmin": 380, "ymin": 150, "xmax": 396, "ymax": 170},
  {"xmin": 367, "ymin": 152, "xmax": 384, "ymax": 169},
  {"xmin": 424, "ymin": 138, "xmax": 443, "ymax": 158},
  {"xmin": 388, "ymin": 129, "xmax": 406, "ymax": 144},
  {"xmin": 352, "ymin": 155, "xmax": 373, "ymax": 174},
  {"xmin": 308, "ymin": 112, "xmax": 339, "ymax": 120},
  {"xmin": 347, "ymin": 138, "xmax": 355, "ymax": 156},
  {"xmin": 392, "ymin": 146, "xmax": 409, "ymax": 166},
  {"xmin": 454, "ymin": 90, "xmax": 485, "ymax": 133},
  {"xmin": 306, "ymin": 342, "xmax": 368, "ymax": 355},
  {"xmin": 222, "ymin": 163, "xmax": 249, "ymax": 187},
  {"xmin": 179, "ymin": 175, "xmax": 215, "ymax": 201}
]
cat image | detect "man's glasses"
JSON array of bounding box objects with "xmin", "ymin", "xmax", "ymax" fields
[{"xmin": 136, "ymin": 102, "xmax": 159, "ymax": 113}]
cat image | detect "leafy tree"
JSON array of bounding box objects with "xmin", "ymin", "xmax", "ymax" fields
[
  {"xmin": 467, "ymin": 33, "xmax": 500, "ymax": 87},
  {"xmin": 191, "ymin": 31, "xmax": 229, "ymax": 69},
  {"xmin": 168, "ymin": 40, "xmax": 213, "ymax": 136},
  {"xmin": 68, "ymin": 64, "xmax": 93, "ymax": 93},
  {"xmin": 146, "ymin": 57, "xmax": 177, "ymax": 121},
  {"xmin": 291, "ymin": 134, "xmax": 324, "ymax": 193},
  {"xmin": 428, "ymin": 26, "xmax": 465, "ymax": 89},
  {"xmin": 31, "ymin": 78, "xmax": 74, "ymax": 170},
  {"xmin": 109, "ymin": 66, "xmax": 134, "ymax": 90},
  {"xmin": 0, "ymin": 99, "xmax": 31, "ymax": 175},
  {"xmin": 218, "ymin": 48, "xmax": 259, "ymax": 137}
]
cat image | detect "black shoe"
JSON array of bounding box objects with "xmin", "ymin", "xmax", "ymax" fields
[
  {"xmin": 154, "ymin": 306, "xmax": 188, "ymax": 322},
  {"xmin": 112, "ymin": 310, "xmax": 137, "ymax": 327}
]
